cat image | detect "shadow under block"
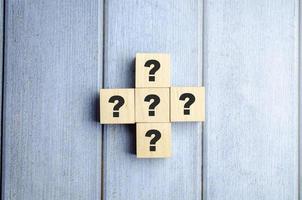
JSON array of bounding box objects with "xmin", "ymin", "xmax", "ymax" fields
[
  {"xmin": 135, "ymin": 88, "xmax": 170, "ymax": 122},
  {"xmin": 100, "ymin": 89, "xmax": 135, "ymax": 124},
  {"xmin": 135, "ymin": 53, "xmax": 171, "ymax": 88},
  {"xmin": 170, "ymin": 87, "xmax": 205, "ymax": 122},
  {"xmin": 136, "ymin": 123, "xmax": 171, "ymax": 158}
]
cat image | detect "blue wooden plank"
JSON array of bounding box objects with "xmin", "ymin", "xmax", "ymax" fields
[
  {"xmin": 103, "ymin": 0, "xmax": 203, "ymax": 199},
  {"xmin": 2, "ymin": 1, "xmax": 103, "ymax": 199},
  {"xmin": 203, "ymin": 0, "xmax": 299, "ymax": 199}
]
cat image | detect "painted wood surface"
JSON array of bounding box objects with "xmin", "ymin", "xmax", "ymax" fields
[
  {"xmin": 1, "ymin": 0, "xmax": 301, "ymax": 200},
  {"xmin": 2, "ymin": 1, "xmax": 103, "ymax": 199},
  {"xmin": 103, "ymin": 0, "xmax": 203, "ymax": 199},
  {"xmin": 203, "ymin": 0, "xmax": 299, "ymax": 199}
]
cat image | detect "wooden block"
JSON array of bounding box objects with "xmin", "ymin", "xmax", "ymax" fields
[
  {"xmin": 100, "ymin": 89, "xmax": 135, "ymax": 124},
  {"xmin": 135, "ymin": 53, "xmax": 171, "ymax": 88},
  {"xmin": 136, "ymin": 123, "xmax": 171, "ymax": 158},
  {"xmin": 135, "ymin": 88, "xmax": 170, "ymax": 122},
  {"xmin": 170, "ymin": 87, "xmax": 205, "ymax": 122}
]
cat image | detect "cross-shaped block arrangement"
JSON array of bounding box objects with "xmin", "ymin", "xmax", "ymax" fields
[{"xmin": 100, "ymin": 53, "xmax": 205, "ymax": 158}]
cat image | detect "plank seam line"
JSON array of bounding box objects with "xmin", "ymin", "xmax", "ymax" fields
[
  {"xmin": 199, "ymin": 0, "xmax": 205, "ymax": 199},
  {"xmin": 101, "ymin": 0, "xmax": 106, "ymax": 199},
  {"xmin": 1, "ymin": 0, "xmax": 5, "ymax": 198},
  {"xmin": 299, "ymin": 0, "xmax": 301, "ymax": 198},
  {"xmin": 201, "ymin": 0, "xmax": 206, "ymax": 199}
]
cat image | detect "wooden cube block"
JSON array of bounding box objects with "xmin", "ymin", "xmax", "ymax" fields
[
  {"xmin": 135, "ymin": 53, "xmax": 171, "ymax": 88},
  {"xmin": 170, "ymin": 87, "xmax": 205, "ymax": 122},
  {"xmin": 136, "ymin": 123, "xmax": 171, "ymax": 158},
  {"xmin": 100, "ymin": 89, "xmax": 135, "ymax": 124},
  {"xmin": 135, "ymin": 88, "xmax": 170, "ymax": 122}
]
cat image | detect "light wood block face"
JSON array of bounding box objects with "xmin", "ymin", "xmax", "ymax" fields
[
  {"xmin": 135, "ymin": 53, "xmax": 171, "ymax": 88},
  {"xmin": 136, "ymin": 123, "xmax": 171, "ymax": 158},
  {"xmin": 170, "ymin": 87, "xmax": 205, "ymax": 122},
  {"xmin": 100, "ymin": 89, "xmax": 135, "ymax": 124},
  {"xmin": 135, "ymin": 88, "xmax": 170, "ymax": 122}
]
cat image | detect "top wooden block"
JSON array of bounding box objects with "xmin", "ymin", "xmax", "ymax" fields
[{"xmin": 135, "ymin": 53, "xmax": 171, "ymax": 88}]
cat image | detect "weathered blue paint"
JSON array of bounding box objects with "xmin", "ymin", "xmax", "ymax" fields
[
  {"xmin": 1, "ymin": 0, "xmax": 300, "ymax": 200},
  {"xmin": 2, "ymin": 1, "xmax": 102, "ymax": 199},
  {"xmin": 103, "ymin": 0, "xmax": 203, "ymax": 199},
  {"xmin": 203, "ymin": 0, "xmax": 299, "ymax": 199}
]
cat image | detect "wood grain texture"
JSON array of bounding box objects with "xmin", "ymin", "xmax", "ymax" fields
[
  {"xmin": 2, "ymin": 1, "xmax": 103, "ymax": 199},
  {"xmin": 100, "ymin": 89, "xmax": 135, "ymax": 124},
  {"xmin": 135, "ymin": 88, "xmax": 170, "ymax": 122},
  {"xmin": 135, "ymin": 53, "xmax": 171, "ymax": 88},
  {"xmin": 203, "ymin": 0, "xmax": 299, "ymax": 199},
  {"xmin": 170, "ymin": 87, "xmax": 205, "ymax": 122},
  {"xmin": 136, "ymin": 123, "xmax": 171, "ymax": 158},
  {"xmin": 103, "ymin": 0, "xmax": 203, "ymax": 199}
]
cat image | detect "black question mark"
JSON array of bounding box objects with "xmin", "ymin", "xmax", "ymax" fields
[
  {"xmin": 179, "ymin": 93, "xmax": 195, "ymax": 115},
  {"xmin": 145, "ymin": 129, "xmax": 161, "ymax": 151},
  {"xmin": 144, "ymin": 94, "xmax": 160, "ymax": 116},
  {"xmin": 144, "ymin": 60, "xmax": 160, "ymax": 82},
  {"xmin": 108, "ymin": 95, "xmax": 125, "ymax": 117}
]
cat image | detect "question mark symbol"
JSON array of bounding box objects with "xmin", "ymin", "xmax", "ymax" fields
[
  {"xmin": 144, "ymin": 60, "xmax": 160, "ymax": 82},
  {"xmin": 108, "ymin": 95, "xmax": 125, "ymax": 117},
  {"xmin": 179, "ymin": 93, "xmax": 195, "ymax": 115},
  {"xmin": 145, "ymin": 129, "xmax": 161, "ymax": 151},
  {"xmin": 144, "ymin": 94, "xmax": 160, "ymax": 116}
]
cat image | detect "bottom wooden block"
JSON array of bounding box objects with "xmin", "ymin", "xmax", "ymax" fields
[{"xmin": 136, "ymin": 123, "xmax": 171, "ymax": 158}]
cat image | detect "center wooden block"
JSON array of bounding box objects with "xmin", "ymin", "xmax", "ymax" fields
[
  {"xmin": 135, "ymin": 88, "xmax": 170, "ymax": 122},
  {"xmin": 136, "ymin": 123, "xmax": 171, "ymax": 158}
]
